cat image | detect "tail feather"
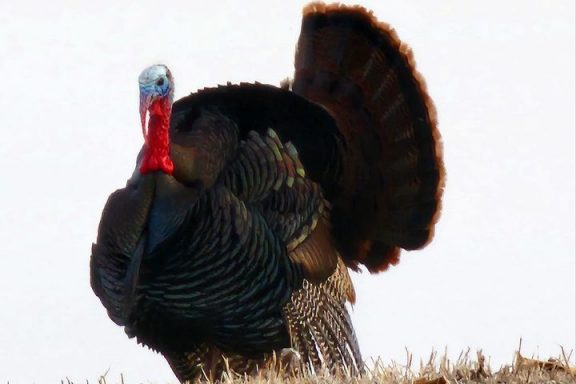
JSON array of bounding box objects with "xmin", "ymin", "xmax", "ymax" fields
[
  {"xmin": 293, "ymin": 3, "xmax": 445, "ymax": 272},
  {"xmin": 283, "ymin": 259, "xmax": 362, "ymax": 374},
  {"xmin": 319, "ymin": 304, "xmax": 355, "ymax": 372},
  {"xmin": 322, "ymin": 296, "xmax": 361, "ymax": 369}
]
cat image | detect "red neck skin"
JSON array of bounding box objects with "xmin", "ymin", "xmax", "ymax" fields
[{"xmin": 140, "ymin": 98, "xmax": 174, "ymax": 175}]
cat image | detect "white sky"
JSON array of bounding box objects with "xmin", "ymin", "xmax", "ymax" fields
[{"xmin": 0, "ymin": 1, "xmax": 574, "ymax": 383}]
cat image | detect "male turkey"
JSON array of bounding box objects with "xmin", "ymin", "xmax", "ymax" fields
[{"xmin": 90, "ymin": 2, "xmax": 444, "ymax": 382}]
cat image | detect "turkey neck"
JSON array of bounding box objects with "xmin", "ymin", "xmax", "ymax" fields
[{"xmin": 140, "ymin": 98, "xmax": 174, "ymax": 175}]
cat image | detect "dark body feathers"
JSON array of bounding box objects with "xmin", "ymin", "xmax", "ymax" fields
[{"xmin": 91, "ymin": 3, "xmax": 443, "ymax": 382}]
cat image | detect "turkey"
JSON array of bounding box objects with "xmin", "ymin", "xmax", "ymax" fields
[{"xmin": 90, "ymin": 2, "xmax": 444, "ymax": 382}]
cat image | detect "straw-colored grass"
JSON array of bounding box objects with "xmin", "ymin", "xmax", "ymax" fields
[{"xmin": 86, "ymin": 347, "xmax": 575, "ymax": 384}]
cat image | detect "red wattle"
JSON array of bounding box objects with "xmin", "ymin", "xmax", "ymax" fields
[{"xmin": 140, "ymin": 99, "xmax": 174, "ymax": 175}]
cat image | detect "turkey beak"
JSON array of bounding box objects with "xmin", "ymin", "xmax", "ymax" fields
[{"xmin": 139, "ymin": 91, "xmax": 152, "ymax": 141}]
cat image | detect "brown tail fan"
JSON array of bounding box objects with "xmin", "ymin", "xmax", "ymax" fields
[{"xmin": 292, "ymin": 3, "xmax": 445, "ymax": 272}]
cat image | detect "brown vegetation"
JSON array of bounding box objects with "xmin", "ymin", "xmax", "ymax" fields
[{"xmin": 86, "ymin": 348, "xmax": 575, "ymax": 384}]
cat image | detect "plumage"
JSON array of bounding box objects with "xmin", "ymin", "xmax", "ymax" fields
[{"xmin": 90, "ymin": 2, "xmax": 444, "ymax": 382}]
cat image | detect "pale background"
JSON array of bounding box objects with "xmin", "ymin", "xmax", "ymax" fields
[{"xmin": 0, "ymin": 1, "xmax": 574, "ymax": 382}]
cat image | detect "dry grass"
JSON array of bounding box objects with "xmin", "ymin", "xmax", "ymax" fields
[{"xmin": 87, "ymin": 348, "xmax": 575, "ymax": 384}]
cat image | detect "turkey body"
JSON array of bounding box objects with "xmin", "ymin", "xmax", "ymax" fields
[{"xmin": 91, "ymin": 3, "xmax": 444, "ymax": 382}]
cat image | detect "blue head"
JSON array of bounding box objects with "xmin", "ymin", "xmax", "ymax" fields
[{"xmin": 138, "ymin": 64, "xmax": 174, "ymax": 138}]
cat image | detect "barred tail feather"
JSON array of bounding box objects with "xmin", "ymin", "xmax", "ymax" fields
[{"xmin": 283, "ymin": 259, "xmax": 363, "ymax": 375}]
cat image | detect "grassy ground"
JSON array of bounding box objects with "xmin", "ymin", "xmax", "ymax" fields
[{"xmin": 91, "ymin": 349, "xmax": 575, "ymax": 384}]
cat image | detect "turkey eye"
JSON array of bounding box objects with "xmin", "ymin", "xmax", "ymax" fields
[{"xmin": 156, "ymin": 78, "xmax": 165, "ymax": 86}]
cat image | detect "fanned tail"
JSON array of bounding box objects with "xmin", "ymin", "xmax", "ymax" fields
[{"xmin": 293, "ymin": 3, "xmax": 445, "ymax": 272}]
